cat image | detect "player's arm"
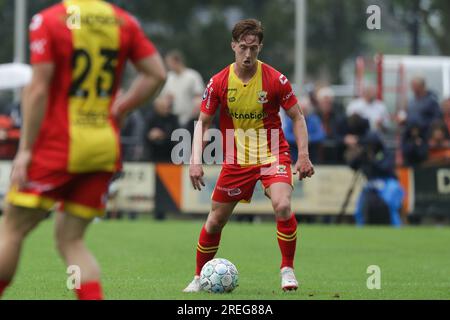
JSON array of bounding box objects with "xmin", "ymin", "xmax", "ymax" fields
[
  {"xmin": 189, "ymin": 77, "xmax": 220, "ymax": 191},
  {"xmin": 285, "ymin": 104, "xmax": 315, "ymax": 180},
  {"xmin": 112, "ymin": 54, "xmax": 166, "ymax": 122},
  {"xmin": 12, "ymin": 63, "xmax": 54, "ymax": 188},
  {"xmin": 189, "ymin": 112, "xmax": 214, "ymax": 191}
]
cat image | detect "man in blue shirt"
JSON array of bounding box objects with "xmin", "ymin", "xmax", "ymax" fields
[{"xmin": 283, "ymin": 98, "xmax": 325, "ymax": 163}]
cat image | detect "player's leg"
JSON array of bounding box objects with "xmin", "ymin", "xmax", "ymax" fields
[
  {"xmin": 266, "ymin": 182, "xmax": 299, "ymax": 291},
  {"xmin": 183, "ymin": 201, "xmax": 238, "ymax": 293},
  {"xmin": 266, "ymin": 182, "xmax": 297, "ymax": 266},
  {"xmin": 54, "ymin": 212, "xmax": 102, "ymax": 300},
  {"xmin": 55, "ymin": 172, "xmax": 112, "ymax": 300},
  {"xmin": 184, "ymin": 165, "xmax": 257, "ymax": 292},
  {"xmin": 0, "ymin": 205, "xmax": 47, "ymax": 297},
  {"xmin": 198, "ymin": 201, "xmax": 238, "ymax": 274}
]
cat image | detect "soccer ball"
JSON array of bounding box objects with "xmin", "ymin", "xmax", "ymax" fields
[{"xmin": 200, "ymin": 258, "xmax": 239, "ymax": 293}]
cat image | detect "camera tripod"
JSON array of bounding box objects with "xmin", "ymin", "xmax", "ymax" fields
[{"xmin": 336, "ymin": 169, "xmax": 362, "ymax": 224}]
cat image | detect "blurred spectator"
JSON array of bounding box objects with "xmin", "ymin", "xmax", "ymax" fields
[
  {"xmin": 10, "ymin": 104, "xmax": 22, "ymax": 128},
  {"xmin": 346, "ymin": 85, "xmax": 390, "ymax": 133},
  {"xmin": 401, "ymin": 121, "xmax": 429, "ymax": 167},
  {"xmin": 425, "ymin": 120, "xmax": 450, "ymax": 166},
  {"xmin": 283, "ymin": 97, "xmax": 325, "ymax": 163},
  {"xmin": 143, "ymin": 95, "xmax": 179, "ymax": 162},
  {"xmin": 442, "ymin": 98, "xmax": 450, "ymax": 134},
  {"xmin": 4, "ymin": 101, "xmax": 22, "ymax": 127},
  {"xmin": 337, "ymin": 114, "xmax": 371, "ymax": 165},
  {"xmin": 316, "ymin": 87, "xmax": 344, "ymax": 164},
  {"xmin": 305, "ymin": 83, "xmax": 319, "ymax": 111},
  {"xmin": 404, "ymin": 77, "xmax": 442, "ymax": 135},
  {"xmin": 349, "ymin": 132, "xmax": 404, "ymax": 227},
  {"xmin": 316, "ymin": 87, "xmax": 340, "ymax": 139},
  {"xmin": 162, "ymin": 50, "xmax": 204, "ymax": 131},
  {"xmin": 121, "ymin": 110, "xmax": 145, "ymax": 161},
  {"xmin": 0, "ymin": 111, "xmax": 20, "ymax": 160}
]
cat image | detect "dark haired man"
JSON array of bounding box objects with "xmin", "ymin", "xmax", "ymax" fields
[{"xmin": 184, "ymin": 19, "xmax": 314, "ymax": 292}]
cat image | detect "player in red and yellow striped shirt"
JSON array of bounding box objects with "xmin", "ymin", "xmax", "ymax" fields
[
  {"xmin": 184, "ymin": 19, "xmax": 314, "ymax": 292},
  {"xmin": 0, "ymin": 0, "xmax": 166, "ymax": 299}
]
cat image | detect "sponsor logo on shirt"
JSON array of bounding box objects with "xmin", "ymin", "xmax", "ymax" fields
[
  {"xmin": 29, "ymin": 14, "xmax": 43, "ymax": 31},
  {"xmin": 217, "ymin": 186, "xmax": 242, "ymax": 197},
  {"xmin": 283, "ymin": 91, "xmax": 295, "ymax": 101},
  {"xmin": 279, "ymin": 74, "xmax": 288, "ymax": 85},
  {"xmin": 227, "ymin": 110, "xmax": 268, "ymax": 121},
  {"xmin": 30, "ymin": 39, "xmax": 47, "ymax": 55},
  {"xmin": 228, "ymin": 88, "xmax": 237, "ymax": 103},
  {"xmin": 206, "ymin": 87, "xmax": 213, "ymax": 109},
  {"xmin": 276, "ymin": 165, "xmax": 288, "ymax": 175},
  {"xmin": 202, "ymin": 88, "xmax": 208, "ymax": 101},
  {"xmin": 203, "ymin": 78, "xmax": 214, "ymax": 108}
]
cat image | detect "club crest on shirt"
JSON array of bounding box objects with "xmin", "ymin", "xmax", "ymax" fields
[
  {"xmin": 257, "ymin": 91, "xmax": 268, "ymax": 104},
  {"xmin": 276, "ymin": 165, "xmax": 287, "ymax": 175}
]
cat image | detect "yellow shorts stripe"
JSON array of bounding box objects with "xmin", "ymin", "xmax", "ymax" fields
[
  {"xmin": 63, "ymin": 202, "xmax": 105, "ymax": 220},
  {"xmin": 6, "ymin": 189, "xmax": 56, "ymax": 212}
]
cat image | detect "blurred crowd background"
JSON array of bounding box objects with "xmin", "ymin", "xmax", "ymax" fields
[
  {"xmin": 0, "ymin": 0, "xmax": 449, "ymax": 166},
  {"xmin": 0, "ymin": 0, "xmax": 449, "ymax": 225}
]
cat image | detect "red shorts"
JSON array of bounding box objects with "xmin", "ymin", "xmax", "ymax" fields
[
  {"xmin": 6, "ymin": 163, "xmax": 113, "ymax": 220},
  {"xmin": 212, "ymin": 157, "xmax": 293, "ymax": 203}
]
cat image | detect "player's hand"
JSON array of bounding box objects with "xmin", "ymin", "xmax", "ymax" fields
[
  {"xmin": 111, "ymin": 107, "xmax": 127, "ymax": 128},
  {"xmin": 11, "ymin": 150, "xmax": 32, "ymax": 189},
  {"xmin": 344, "ymin": 135, "xmax": 359, "ymax": 147},
  {"xmin": 293, "ymin": 154, "xmax": 315, "ymax": 181},
  {"xmin": 148, "ymin": 128, "xmax": 166, "ymax": 141},
  {"xmin": 189, "ymin": 164, "xmax": 205, "ymax": 191},
  {"xmin": 111, "ymin": 90, "xmax": 128, "ymax": 128}
]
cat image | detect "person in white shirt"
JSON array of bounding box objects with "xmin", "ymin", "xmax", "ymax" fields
[
  {"xmin": 347, "ymin": 85, "xmax": 390, "ymax": 132},
  {"xmin": 161, "ymin": 50, "xmax": 205, "ymax": 127}
]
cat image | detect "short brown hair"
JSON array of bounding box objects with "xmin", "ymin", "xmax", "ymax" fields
[{"xmin": 232, "ymin": 19, "xmax": 264, "ymax": 43}]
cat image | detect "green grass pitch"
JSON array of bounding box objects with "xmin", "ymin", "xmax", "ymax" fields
[{"xmin": 2, "ymin": 218, "xmax": 449, "ymax": 300}]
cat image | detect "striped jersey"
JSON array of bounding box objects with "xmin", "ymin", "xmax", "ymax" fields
[
  {"xmin": 201, "ymin": 61, "xmax": 298, "ymax": 167},
  {"xmin": 29, "ymin": 0, "xmax": 157, "ymax": 173}
]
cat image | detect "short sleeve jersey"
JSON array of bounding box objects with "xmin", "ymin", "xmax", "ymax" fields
[
  {"xmin": 201, "ymin": 61, "xmax": 298, "ymax": 167},
  {"xmin": 29, "ymin": 0, "xmax": 157, "ymax": 173}
]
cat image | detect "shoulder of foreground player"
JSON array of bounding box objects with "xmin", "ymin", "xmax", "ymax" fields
[{"xmin": 30, "ymin": 3, "xmax": 65, "ymax": 26}]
